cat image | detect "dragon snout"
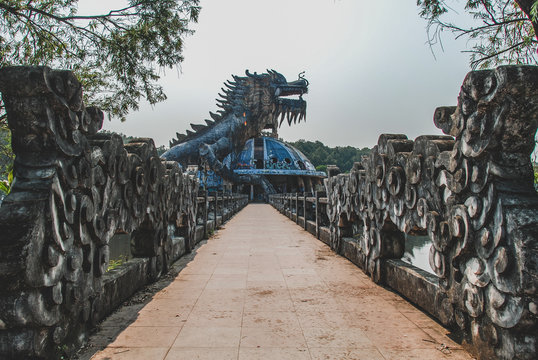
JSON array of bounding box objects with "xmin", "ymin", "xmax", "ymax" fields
[
  {"xmin": 288, "ymin": 78, "xmax": 309, "ymax": 89},
  {"xmin": 275, "ymin": 82, "xmax": 308, "ymax": 97}
]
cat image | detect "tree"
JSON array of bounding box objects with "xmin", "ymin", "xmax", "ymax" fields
[
  {"xmin": 417, "ymin": 0, "xmax": 538, "ymax": 68},
  {"xmin": 0, "ymin": 0, "xmax": 201, "ymax": 123},
  {"xmin": 289, "ymin": 139, "xmax": 371, "ymax": 173},
  {"xmin": 0, "ymin": 123, "xmax": 13, "ymax": 195}
]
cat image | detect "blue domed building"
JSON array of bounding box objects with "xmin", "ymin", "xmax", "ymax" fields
[{"xmin": 224, "ymin": 136, "xmax": 326, "ymax": 199}]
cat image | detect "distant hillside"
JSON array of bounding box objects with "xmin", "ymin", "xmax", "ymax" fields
[{"xmin": 287, "ymin": 139, "xmax": 370, "ymax": 173}]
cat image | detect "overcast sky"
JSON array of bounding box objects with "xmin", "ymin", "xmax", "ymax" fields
[{"xmin": 88, "ymin": 0, "xmax": 472, "ymax": 149}]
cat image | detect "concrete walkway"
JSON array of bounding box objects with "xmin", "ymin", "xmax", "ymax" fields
[{"xmin": 91, "ymin": 204, "xmax": 473, "ymax": 360}]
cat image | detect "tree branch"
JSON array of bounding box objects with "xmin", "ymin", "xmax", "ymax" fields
[{"xmin": 467, "ymin": 40, "xmax": 526, "ymax": 66}]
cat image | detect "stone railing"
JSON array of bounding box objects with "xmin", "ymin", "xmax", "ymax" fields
[
  {"xmin": 269, "ymin": 192, "xmax": 331, "ymax": 242},
  {"xmin": 0, "ymin": 66, "xmax": 248, "ymax": 359},
  {"xmin": 271, "ymin": 66, "xmax": 538, "ymax": 360}
]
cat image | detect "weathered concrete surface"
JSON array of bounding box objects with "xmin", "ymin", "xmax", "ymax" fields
[{"xmin": 87, "ymin": 204, "xmax": 474, "ymax": 360}]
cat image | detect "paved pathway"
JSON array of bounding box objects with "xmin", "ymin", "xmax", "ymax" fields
[{"xmin": 91, "ymin": 204, "xmax": 473, "ymax": 360}]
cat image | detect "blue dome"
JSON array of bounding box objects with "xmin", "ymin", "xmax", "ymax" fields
[{"xmin": 224, "ymin": 137, "xmax": 325, "ymax": 177}]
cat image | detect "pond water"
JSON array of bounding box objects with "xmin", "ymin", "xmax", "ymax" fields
[{"xmin": 401, "ymin": 234, "xmax": 435, "ymax": 275}]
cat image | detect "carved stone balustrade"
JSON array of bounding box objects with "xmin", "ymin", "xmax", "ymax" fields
[
  {"xmin": 0, "ymin": 66, "xmax": 247, "ymax": 359},
  {"xmin": 272, "ymin": 66, "xmax": 538, "ymax": 360}
]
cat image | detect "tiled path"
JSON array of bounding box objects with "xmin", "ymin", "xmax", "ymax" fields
[{"xmin": 91, "ymin": 204, "xmax": 473, "ymax": 360}]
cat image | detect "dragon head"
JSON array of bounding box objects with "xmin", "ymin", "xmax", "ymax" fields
[
  {"xmin": 218, "ymin": 69, "xmax": 308, "ymax": 135},
  {"xmin": 168, "ymin": 70, "xmax": 308, "ymax": 148}
]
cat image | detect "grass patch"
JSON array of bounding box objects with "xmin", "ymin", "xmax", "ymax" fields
[{"xmin": 107, "ymin": 255, "xmax": 128, "ymax": 272}]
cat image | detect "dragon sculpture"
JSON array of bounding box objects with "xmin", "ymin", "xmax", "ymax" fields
[{"xmin": 161, "ymin": 70, "xmax": 308, "ymax": 193}]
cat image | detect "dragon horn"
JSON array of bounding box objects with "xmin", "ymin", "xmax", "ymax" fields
[{"xmin": 245, "ymin": 70, "xmax": 262, "ymax": 78}]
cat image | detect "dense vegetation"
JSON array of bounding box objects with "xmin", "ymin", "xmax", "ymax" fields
[
  {"xmin": 0, "ymin": 124, "xmax": 13, "ymax": 194},
  {"xmin": 0, "ymin": 0, "xmax": 200, "ymax": 123},
  {"xmin": 417, "ymin": 0, "xmax": 538, "ymax": 68},
  {"xmin": 287, "ymin": 139, "xmax": 371, "ymax": 173}
]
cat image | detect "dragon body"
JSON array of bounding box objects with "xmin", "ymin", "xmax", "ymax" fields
[{"xmin": 161, "ymin": 70, "xmax": 308, "ymax": 193}]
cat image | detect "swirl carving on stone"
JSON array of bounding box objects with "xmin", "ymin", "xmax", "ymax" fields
[
  {"xmin": 324, "ymin": 66, "xmax": 538, "ymax": 359},
  {"xmin": 0, "ymin": 66, "xmax": 201, "ymax": 357}
]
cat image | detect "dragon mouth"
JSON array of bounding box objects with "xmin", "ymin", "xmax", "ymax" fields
[{"xmin": 274, "ymin": 79, "xmax": 308, "ymax": 126}]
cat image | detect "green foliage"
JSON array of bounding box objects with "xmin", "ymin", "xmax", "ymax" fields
[
  {"xmin": 0, "ymin": 123, "xmax": 13, "ymax": 195},
  {"xmin": 54, "ymin": 344, "xmax": 69, "ymax": 360},
  {"xmin": 0, "ymin": 0, "xmax": 201, "ymax": 123},
  {"xmin": 107, "ymin": 255, "xmax": 128, "ymax": 272},
  {"xmin": 288, "ymin": 139, "xmax": 371, "ymax": 173},
  {"xmin": 0, "ymin": 168, "xmax": 12, "ymax": 195},
  {"xmin": 417, "ymin": 0, "xmax": 538, "ymax": 68}
]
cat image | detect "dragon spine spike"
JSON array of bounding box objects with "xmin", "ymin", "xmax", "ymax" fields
[
  {"xmin": 209, "ymin": 112, "xmax": 221, "ymax": 121},
  {"xmin": 191, "ymin": 123, "xmax": 206, "ymax": 132},
  {"xmin": 164, "ymin": 69, "xmax": 308, "ymax": 160}
]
